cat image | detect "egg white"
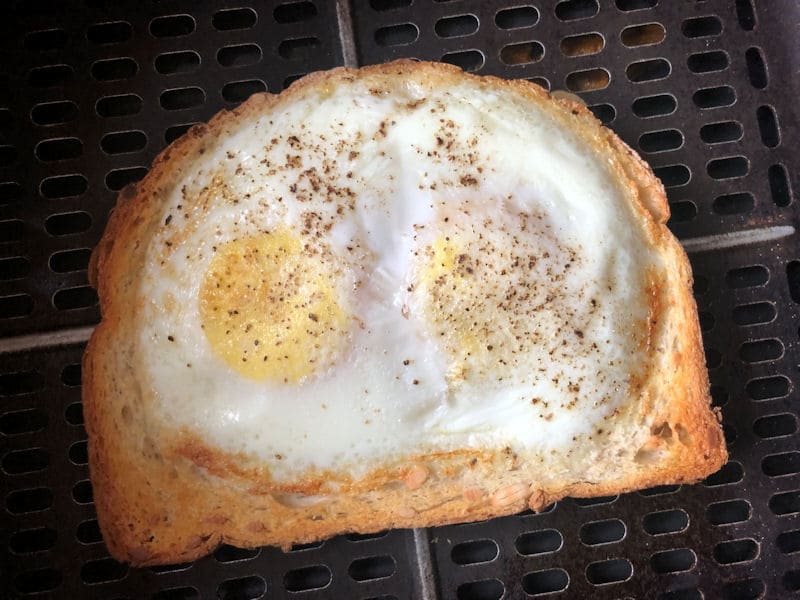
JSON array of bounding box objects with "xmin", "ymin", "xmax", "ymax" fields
[{"xmin": 137, "ymin": 76, "xmax": 660, "ymax": 481}]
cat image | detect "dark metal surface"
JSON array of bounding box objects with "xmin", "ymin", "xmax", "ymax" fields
[
  {"xmin": 0, "ymin": 345, "xmax": 423, "ymax": 598},
  {"xmin": 429, "ymin": 237, "xmax": 800, "ymax": 599},
  {"xmin": 350, "ymin": 0, "xmax": 800, "ymax": 242},
  {"xmin": 1, "ymin": 1, "xmax": 798, "ymax": 598},
  {"xmin": 0, "ymin": 0, "xmax": 345, "ymax": 337}
]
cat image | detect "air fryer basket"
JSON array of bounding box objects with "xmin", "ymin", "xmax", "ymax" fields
[{"xmin": 1, "ymin": 1, "xmax": 798, "ymax": 598}]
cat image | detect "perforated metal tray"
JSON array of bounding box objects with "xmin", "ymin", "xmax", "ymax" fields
[{"xmin": 2, "ymin": 1, "xmax": 798, "ymax": 598}]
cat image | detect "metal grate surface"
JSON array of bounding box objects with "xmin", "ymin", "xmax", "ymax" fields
[
  {"xmin": 0, "ymin": 346, "xmax": 424, "ymax": 598},
  {"xmin": 1, "ymin": 1, "xmax": 798, "ymax": 598},
  {"xmin": 0, "ymin": 0, "xmax": 345, "ymax": 337}
]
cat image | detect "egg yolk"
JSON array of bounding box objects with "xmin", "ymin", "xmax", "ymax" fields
[
  {"xmin": 199, "ymin": 229, "xmax": 346, "ymax": 383},
  {"xmin": 419, "ymin": 236, "xmax": 485, "ymax": 364}
]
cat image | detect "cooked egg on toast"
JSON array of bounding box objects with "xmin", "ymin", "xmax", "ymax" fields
[{"xmin": 84, "ymin": 60, "xmax": 726, "ymax": 566}]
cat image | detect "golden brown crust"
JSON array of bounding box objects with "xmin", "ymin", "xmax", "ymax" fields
[{"xmin": 83, "ymin": 60, "xmax": 726, "ymax": 566}]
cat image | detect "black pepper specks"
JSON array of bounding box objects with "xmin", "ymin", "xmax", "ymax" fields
[{"xmin": 150, "ymin": 81, "xmax": 648, "ymax": 434}]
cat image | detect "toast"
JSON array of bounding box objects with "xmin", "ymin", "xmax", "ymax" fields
[{"xmin": 83, "ymin": 60, "xmax": 726, "ymax": 566}]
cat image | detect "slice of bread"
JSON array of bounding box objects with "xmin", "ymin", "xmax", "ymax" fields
[{"xmin": 83, "ymin": 60, "xmax": 726, "ymax": 566}]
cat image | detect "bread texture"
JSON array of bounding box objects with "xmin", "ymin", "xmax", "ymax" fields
[{"xmin": 83, "ymin": 60, "xmax": 726, "ymax": 566}]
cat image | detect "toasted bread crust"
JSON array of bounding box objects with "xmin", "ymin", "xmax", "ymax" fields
[{"xmin": 83, "ymin": 60, "xmax": 726, "ymax": 566}]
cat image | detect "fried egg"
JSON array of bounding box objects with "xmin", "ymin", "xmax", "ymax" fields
[{"xmin": 138, "ymin": 68, "xmax": 661, "ymax": 482}]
